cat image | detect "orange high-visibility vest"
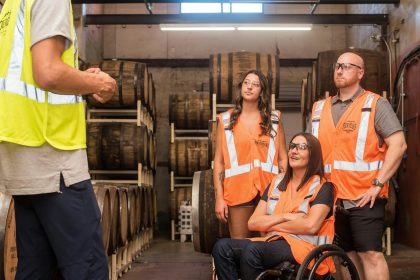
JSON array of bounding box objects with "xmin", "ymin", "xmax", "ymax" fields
[
  {"xmin": 219, "ymin": 109, "xmax": 281, "ymax": 206},
  {"xmin": 251, "ymin": 174, "xmax": 335, "ymax": 275},
  {"xmin": 311, "ymin": 91, "xmax": 388, "ymax": 200}
]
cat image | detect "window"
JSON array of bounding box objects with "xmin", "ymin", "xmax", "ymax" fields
[{"xmin": 181, "ymin": 2, "xmax": 263, "ymax": 14}]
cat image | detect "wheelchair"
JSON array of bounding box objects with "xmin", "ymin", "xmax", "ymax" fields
[{"xmin": 255, "ymin": 244, "xmax": 359, "ymax": 280}]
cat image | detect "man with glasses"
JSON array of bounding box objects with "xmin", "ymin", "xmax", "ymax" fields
[{"xmin": 311, "ymin": 52, "xmax": 406, "ymax": 280}]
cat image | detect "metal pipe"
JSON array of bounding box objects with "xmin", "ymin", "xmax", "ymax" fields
[
  {"xmin": 310, "ymin": 3, "xmax": 318, "ymax": 14},
  {"xmin": 400, "ymin": 69, "xmax": 404, "ymax": 127},
  {"xmin": 381, "ymin": 37, "xmax": 393, "ymax": 101}
]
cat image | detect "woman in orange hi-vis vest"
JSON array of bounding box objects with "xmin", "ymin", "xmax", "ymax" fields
[
  {"xmin": 213, "ymin": 69, "xmax": 288, "ymax": 239},
  {"xmin": 212, "ymin": 133, "xmax": 336, "ymax": 280}
]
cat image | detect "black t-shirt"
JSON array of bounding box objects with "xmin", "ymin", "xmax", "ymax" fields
[{"xmin": 261, "ymin": 181, "xmax": 335, "ymax": 217}]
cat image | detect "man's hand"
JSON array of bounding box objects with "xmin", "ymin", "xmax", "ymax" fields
[
  {"xmin": 85, "ymin": 67, "xmax": 101, "ymax": 74},
  {"xmin": 215, "ymin": 197, "xmax": 228, "ymax": 224},
  {"xmin": 92, "ymin": 71, "xmax": 116, "ymax": 103},
  {"xmin": 356, "ymin": 186, "xmax": 382, "ymax": 208}
]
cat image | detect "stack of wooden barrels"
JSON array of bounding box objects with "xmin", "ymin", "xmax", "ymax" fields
[
  {"xmin": 84, "ymin": 60, "xmax": 157, "ymax": 278},
  {"xmin": 168, "ymin": 92, "xmax": 211, "ymax": 240}
]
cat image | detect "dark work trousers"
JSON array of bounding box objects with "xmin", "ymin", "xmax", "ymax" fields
[
  {"xmin": 13, "ymin": 177, "xmax": 108, "ymax": 280},
  {"xmin": 212, "ymin": 238, "xmax": 297, "ymax": 280}
]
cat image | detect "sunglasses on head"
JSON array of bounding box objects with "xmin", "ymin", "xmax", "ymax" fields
[{"xmin": 288, "ymin": 142, "xmax": 308, "ymax": 151}]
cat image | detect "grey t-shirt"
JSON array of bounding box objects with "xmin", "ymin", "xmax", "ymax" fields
[
  {"xmin": 31, "ymin": 0, "xmax": 72, "ymax": 48},
  {"xmin": 0, "ymin": 0, "xmax": 90, "ymax": 195}
]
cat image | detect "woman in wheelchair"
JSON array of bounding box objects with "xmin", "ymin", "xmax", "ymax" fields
[{"xmin": 212, "ymin": 133, "xmax": 336, "ymax": 280}]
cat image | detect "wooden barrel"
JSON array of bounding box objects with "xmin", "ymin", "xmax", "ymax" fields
[
  {"xmin": 210, "ymin": 52, "xmax": 280, "ymax": 104},
  {"xmin": 136, "ymin": 186, "xmax": 143, "ymax": 232},
  {"xmin": 106, "ymin": 185, "xmax": 120, "ymax": 255},
  {"xmin": 147, "ymin": 73, "xmax": 154, "ymax": 114},
  {"xmin": 316, "ymin": 49, "xmax": 388, "ymax": 100},
  {"xmin": 150, "ymin": 79, "xmax": 157, "ymax": 120},
  {"xmin": 147, "ymin": 129, "xmax": 156, "ymax": 170},
  {"xmin": 122, "ymin": 186, "xmax": 138, "ymax": 241},
  {"xmin": 117, "ymin": 188, "xmax": 128, "ymax": 247},
  {"xmin": 300, "ymin": 78, "xmax": 308, "ymax": 116},
  {"xmin": 141, "ymin": 187, "xmax": 150, "ymax": 229},
  {"xmin": 170, "ymin": 187, "xmax": 192, "ymax": 222},
  {"xmin": 169, "ymin": 140, "xmax": 209, "ymax": 176},
  {"xmin": 208, "ymin": 120, "xmax": 217, "ymax": 166},
  {"xmin": 87, "ymin": 123, "xmax": 148, "ymax": 170},
  {"xmin": 192, "ymin": 170, "xmax": 229, "ymax": 254},
  {"xmin": 153, "ymin": 189, "xmax": 157, "ymax": 226},
  {"xmin": 92, "ymin": 186, "xmax": 111, "ymax": 254},
  {"xmin": 152, "ymin": 136, "xmax": 157, "ymax": 171},
  {"xmin": 0, "ymin": 194, "xmax": 17, "ymax": 280},
  {"xmin": 86, "ymin": 60, "xmax": 149, "ymax": 108},
  {"xmin": 146, "ymin": 188, "xmax": 154, "ymax": 227},
  {"xmin": 169, "ymin": 93, "xmax": 211, "ymax": 129}
]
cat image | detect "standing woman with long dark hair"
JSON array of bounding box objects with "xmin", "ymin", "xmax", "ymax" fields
[{"xmin": 213, "ymin": 69, "xmax": 288, "ymax": 239}]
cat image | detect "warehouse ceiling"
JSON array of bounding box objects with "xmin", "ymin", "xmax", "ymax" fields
[{"xmin": 72, "ymin": 0, "xmax": 396, "ymax": 27}]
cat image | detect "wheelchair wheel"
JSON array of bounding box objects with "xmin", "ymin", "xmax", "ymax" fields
[{"xmin": 296, "ymin": 244, "xmax": 359, "ymax": 280}]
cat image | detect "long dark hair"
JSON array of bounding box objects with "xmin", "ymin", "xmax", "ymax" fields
[
  {"xmin": 228, "ymin": 69, "xmax": 276, "ymax": 137},
  {"xmin": 278, "ymin": 133, "xmax": 324, "ymax": 191}
]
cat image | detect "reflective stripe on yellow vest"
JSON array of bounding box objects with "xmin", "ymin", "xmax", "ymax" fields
[
  {"xmin": 311, "ymin": 91, "xmax": 388, "ymax": 199},
  {"xmin": 251, "ymin": 175, "xmax": 335, "ymax": 275},
  {"xmin": 219, "ymin": 109, "xmax": 281, "ymax": 205},
  {"xmin": 0, "ymin": 0, "xmax": 85, "ymax": 150}
]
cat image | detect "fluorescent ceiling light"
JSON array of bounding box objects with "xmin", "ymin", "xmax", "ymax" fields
[
  {"xmin": 160, "ymin": 24, "xmax": 312, "ymax": 31},
  {"xmin": 160, "ymin": 24, "xmax": 235, "ymax": 31},
  {"xmin": 237, "ymin": 24, "xmax": 312, "ymax": 31}
]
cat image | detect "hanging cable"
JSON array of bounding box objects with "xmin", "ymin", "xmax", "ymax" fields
[{"xmin": 144, "ymin": 0, "xmax": 153, "ymax": 15}]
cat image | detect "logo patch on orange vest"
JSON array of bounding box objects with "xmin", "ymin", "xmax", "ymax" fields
[
  {"xmin": 255, "ymin": 139, "xmax": 269, "ymax": 148},
  {"xmin": 342, "ymin": 121, "xmax": 357, "ymax": 133}
]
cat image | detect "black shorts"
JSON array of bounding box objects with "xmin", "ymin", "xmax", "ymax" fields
[
  {"xmin": 334, "ymin": 199, "xmax": 386, "ymax": 252},
  {"xmin": 231, "ymin": 194, "xmax": 261, "ymax": 207}
]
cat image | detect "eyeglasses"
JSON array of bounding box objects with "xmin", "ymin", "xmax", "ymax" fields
[
  {"xmin": 333, "ymin": 62, "xmax": 362, "ymax": 71},
  {"xmin": 243, "ymin": 79, "xmax": 261, "ymax": 88},
  {"xmin": 288, "ymin": 142, "xmax": 308, "ymax": 151}
]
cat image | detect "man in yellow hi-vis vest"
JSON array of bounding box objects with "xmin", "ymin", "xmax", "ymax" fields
[{"xmin": 0, "ymin": 0, "xmax": 116, "ymax": 278}]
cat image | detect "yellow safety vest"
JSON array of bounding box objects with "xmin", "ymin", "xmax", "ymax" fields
[{"xmin": 0, "ymin": 0, "xmax": 86, "ymax": 150}]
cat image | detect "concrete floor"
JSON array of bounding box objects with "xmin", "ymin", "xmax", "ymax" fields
[{"xmin": 121, "ymin": 238, "xmax": 420, "ymax": 280}]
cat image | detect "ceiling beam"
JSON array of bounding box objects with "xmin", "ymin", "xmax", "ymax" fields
[
  {"xmin": 110, "ymin": 58, "xmax": 315, "ymax": 68},
  {"xmin": 73, "ymin": 0, "xmax": 399, "ymax": 4},
  {"xmin": 85, "ymin": 13, "xmax": 388, "ymax": 25}
]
